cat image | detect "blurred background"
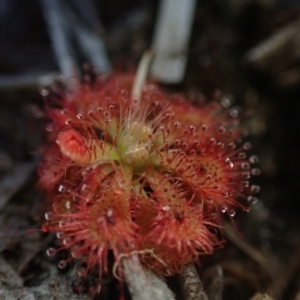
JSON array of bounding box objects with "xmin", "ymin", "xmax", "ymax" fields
[{"xmin": 0, "ymin": 1, "xmax": 300, "ymax": 299}]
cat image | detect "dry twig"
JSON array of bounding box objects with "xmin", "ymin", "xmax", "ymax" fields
[
  {"xmin": 245, "ymin": 18, "xmax": 300, "ymax": 64},
  {"xmin": 179, "ymin": 262, "xmax": 209, "ymax": 300},
  {"xmin": 250, "ymin": 293, "xmax": 275, "ymax": 300},
  {"xmin": 266, "ymin": 243, "xmax": 300, "ymax": 299}
]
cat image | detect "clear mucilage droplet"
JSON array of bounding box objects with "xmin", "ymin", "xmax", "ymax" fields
[
  {"xmin": 229, "ymin": 107, "xmax": 239, "ymax": 118},
  {"xmin": 58, "ymin": 185, "xmax": 67, "ymax": 193},
  {"xmin": 218, "ymin": 126, "xmax": 226, "ymax": 135},
  {"xmin": 211, "ymin": 212, "xmax": 218, "ymax": 220},
  {"xmin": 221, "ymin": 97, "xmax": 231, "ymax": 108},
  {"xmin": 250, "ymin": 185, "xmax": 260, "ymax": 194},
  {"xmin": 56, "ymin": 232, "xmax": 65, "ymax": 239},
  {"xmin": 225, "ymin": 157, "xmax": 234, "ymax": 169},
  {"xmin": 249, "ymin": 155, "xmax": 259, "ymax": 164},
  {"xmin": 46, "ymin": 125, "xmax": 53, "ymax": 132},
  {"xmin": 162, "ymin": 205, "xmax": 171, "ymax": 211},
  {"xmin": 247, "ymin": 196, "xmax": 258, "ymax": 205},
  {"xmin": 220, "ymin": 205, "xmax": 227, "ymax": 213},
  {"xmin": 227, "ymin": 209, "xmax": 236, "ymax": 217},
  {"xmin": 58, "ymin": 260, "xmax": 67, "ymax": 269},
  {"xmin": 58, "ymin": 221, "xmax": 66, "ymax": 228},
  {"xmin": 238, "ymin": 152, "xmax": 247, "ymax": 160},
  {"xmin": 242, "ymin": 172, "xmax": 251, "ymax": 179},
  {"xmin": 251, "ymin": 168, "xmax": 261, "ymax": 176},
  {"xmin": 45, "ymin": 211, "xmax": 54, "ymax": 220},
  {"xmin": 241, "ymin": 162, "xmax": 250, "ymax": 170},
  {"xmin": 243, "ymin": 142, "xmax": 252, "ymax": 150},
  {"xmin": 46, "ymin": 248, "xmax": 56, "ymax": 257}
]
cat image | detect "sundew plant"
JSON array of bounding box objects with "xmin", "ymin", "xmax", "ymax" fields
[{"xmin": 39, "ymin": 67, "xmax": 260, "ymax": 284}]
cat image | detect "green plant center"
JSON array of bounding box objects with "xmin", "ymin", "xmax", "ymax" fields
[{"xmin": 117, "ymin": 121, "xmax": 153, "ymax": 167}]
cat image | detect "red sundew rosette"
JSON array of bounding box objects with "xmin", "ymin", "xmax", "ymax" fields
[
  {"xmin": 43, "ymin": 199, "xmax": 137, "ymax": 278},
  {"xmin": 45, "ymin": 73, "xmax": 135, "ymax": 138},
  {"xmin": 151, "ymin": 137, "xmax": 252, "ymax": 216},
  {"xmin": 39, "ymin": 73, "xmax": 135, "ymax": 194},
  {"xmin": 39, "ymin": 71, "xmax": 259, "ymax": 280},
  {"xmin": 38, "ymin": 144, "xmax": 72, "ymax": 193},
  {"xmin": 132, "ymin": 172, "xmax": 219, "ymax": 276},
  {"xmin": 139, "ymin": 84, "xmax": 242, "ymax": 149},
  {"xmin": 43, "ymin": 166, "xmax": 137, "ymax": 278},
  {"xmin": 144, "ymin": 97, "xmax": 255, "ymax": 220}
]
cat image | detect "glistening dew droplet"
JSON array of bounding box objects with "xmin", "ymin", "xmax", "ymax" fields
[
  {"xmin": 46, "ymin": 125, "xmax": 53, "ymax": 132},
  {"xmin": 241, "ymin": 162, "xmax": 250, "ymax": 170},
  {"xmin": 56, "ymin": 232, "xmax": 65, "ymax": 239},
  {"xmin": 58, "ymin": 221, "xmax": 66, "ymax": 228},
  {"xmin": 250, "ymin": 185, "xmax": 260, "ymax": 194},
  {"xmin": 162, "ymin": 206, "xmax": 171, "ymax": 211},
  {"xmin": 45, "ymin": 211, "xmax": 54, "ymax": 220},
  {"xmin": 218, "ymin": 126, "xmax": 226, "ymax": 135},
  {"xmin": 247, "ymin": 196, "xmax": 258, "ymax": 205},
  {"xmin": 225, "ymin": 157, "xmax": 234, "ymax": 169},
  {"xmin": 249, "ymin": 155, "xmax": 259, "ymax": 164},
  {"xmin": 242, "ymin": 172, "xmax": 251, "ymax": 179},
  {"xmin": 58, "ymin": 185, "xmax": 67, "ymax": 193},
  {"xmin": 229, "ymin": 107, "xmax": 239, "ymax": 118},
  {"xmin": 211, "ymin": 212, "xmax": 218, "ymax": 220},
  {"xmin": 227, "ymin": 209, "xmax": 236, "ymax": 217},
  {"xmin": 38, "ymin": 71, "xmax": 262, "ymax": 280},
  {"xmin": 220, "ymin": 205, "xmax": 227, "ymax": 213},
  {"xmin": 46, "ymin": 247, "xmax": 57, "ymax": 257},
  {"xmin": 221, "ymin": 97, "xmax": 231, "ymax": 107},
  {"xmin": 238, "ymin": 152, "xmax": 247, "ymax": 159},
  {"xmin": 251, "ymin": 168, "xmax": 261, "ymax": 176},
  {"xmin": 58, "ymin": 260, "xmax": 67, "ymax": 269},
  {"xmin": 242, "ymin": 142, "xmax": 252, "ymax": 150}
]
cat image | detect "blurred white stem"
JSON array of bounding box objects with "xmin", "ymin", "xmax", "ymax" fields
[
  {"xmin": 151, "ymin": 0, "xmax": 196, "ymax": 84},
  {"xmin": 131, "ymin": 51, "xmax": 153, "ymax": 109},
  {"xmin": 122, "ymin": 254, "xmax": 175, "ymax": 300}
]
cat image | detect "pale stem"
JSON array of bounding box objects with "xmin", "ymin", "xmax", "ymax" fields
[
  {"xmin": 131, "ymin": 50, "xmax": 154, "ymax": 110},
  {"xmin": 122, "ymin": 254, "xmax": 175, "ymax": 300}
]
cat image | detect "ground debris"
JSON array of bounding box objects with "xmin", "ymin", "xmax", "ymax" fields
[
  {"xmin": 250, "ymin": 293, "xmax": 275, "ymax": 300},
  {"xmin": 0, "ymin": 1, "xmax": 300, "ymax": 299}
]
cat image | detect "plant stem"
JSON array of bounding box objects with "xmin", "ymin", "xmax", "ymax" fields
[
  {"xmin": 131, "ymin": 51, "xmax": 153, "ymax": 109},
  {"xmin": 179, "ymin": 263, "xmax": 209, "ymax": 300}
]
